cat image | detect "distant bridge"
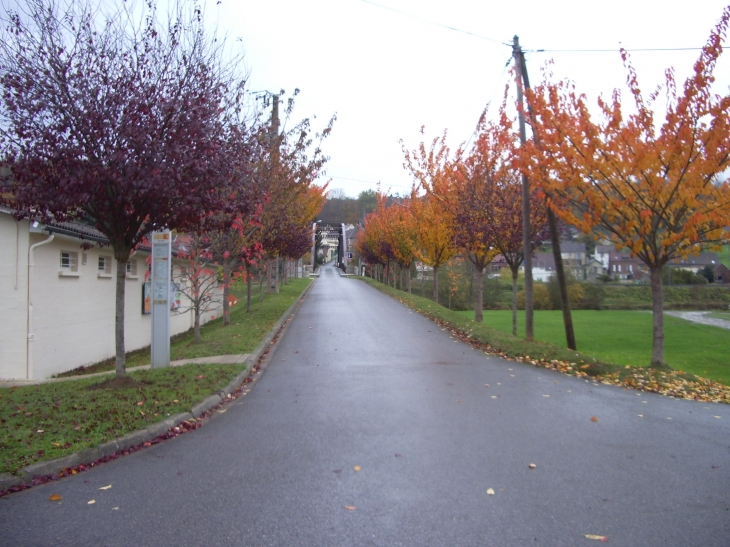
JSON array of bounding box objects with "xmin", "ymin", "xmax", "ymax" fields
[{"xmin": 311, "ymin": 222, "xmax": 349, "ymax": 272}]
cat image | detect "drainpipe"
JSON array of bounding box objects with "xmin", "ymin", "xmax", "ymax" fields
[{"xmin": 27, "ymin": 233, "xmax": 54, "ymax": 380}]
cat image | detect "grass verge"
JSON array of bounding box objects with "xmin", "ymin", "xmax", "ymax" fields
[
  {"xmin": 456, "ymin": 310, "xmax": 730, "ymax": 385},
  {"xmin": 358, "ymin": 277, "xmax": 730, "ymax": 404},
  {"xmin": 0, "ymin": 364, "xmax": 245, "ymax": 475},
  {"xmin": 1, "ymin": 277, "xmax": 312, "ymax": 476}
]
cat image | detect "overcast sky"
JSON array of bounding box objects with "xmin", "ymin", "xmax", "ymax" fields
[{"xmin": 210, "ymin": 0, "xmax": 730, "ymax": 198}]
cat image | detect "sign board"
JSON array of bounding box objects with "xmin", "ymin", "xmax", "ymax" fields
[{"xmin": 150, "ymin": 231, "xmax": 171, "ymax": 368}]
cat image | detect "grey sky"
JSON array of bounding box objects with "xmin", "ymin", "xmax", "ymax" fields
[{"xmin": 213, "ymin": 0, "xmax": 729, "ymax": 197}]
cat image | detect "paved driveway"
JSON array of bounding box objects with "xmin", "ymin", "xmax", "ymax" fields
[{"xmin": 1, "ymin": 265, "xmax": 728, "ymax": 546}]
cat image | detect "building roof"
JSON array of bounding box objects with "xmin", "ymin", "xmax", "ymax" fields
[{"xmin": 560, "ymin": 242, "xmax": 586, "ymax": 253}]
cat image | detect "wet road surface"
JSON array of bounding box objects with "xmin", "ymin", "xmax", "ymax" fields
[{"xmin": 1, "ymin": 264, "xmax": 729, "ymax": 546}]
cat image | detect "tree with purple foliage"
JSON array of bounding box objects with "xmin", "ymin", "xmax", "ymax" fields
[
  {"xmin": 0, "ymin": 0, "xmax": 254, "ymax": 378},
  {"xmin": 463, "ymin": 113, "xmax": 550, "ymax": 335}
]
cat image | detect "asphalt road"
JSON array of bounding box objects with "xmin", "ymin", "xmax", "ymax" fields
[{"xmin": 1, "ymin": 264, "xmax": 729, "ymax": 546}]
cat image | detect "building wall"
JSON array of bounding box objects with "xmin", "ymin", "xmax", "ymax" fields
[
  {"xmin": 1, "ymin": 219, "xmax": 223, "ymax": 380},
  {"xmin": 0, "ymin": 216, "xmax": 30, "ymax": 380}
]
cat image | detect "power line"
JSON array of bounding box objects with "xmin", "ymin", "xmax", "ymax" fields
[
  {"xmin": 358, "ymin": 0, "xmax": 510, "ymax": 46},
  {"xmin": 528, "ymin": 47, "xmax": 704, "ymax": 53},
  {"xmin": 357, "ymin": 1, "xmax": 707, "ymax": 55}
]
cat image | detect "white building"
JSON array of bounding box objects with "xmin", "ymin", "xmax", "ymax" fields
[{"xmin": 0, "ymin": 210, "xmax": 222, "ymax": 380}]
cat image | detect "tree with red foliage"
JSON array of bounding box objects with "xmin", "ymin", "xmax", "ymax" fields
[{"xmin": 0, "ymin": 1, "xmax": 252, "ymax": 377}]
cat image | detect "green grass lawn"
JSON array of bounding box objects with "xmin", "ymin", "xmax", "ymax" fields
[
  {"xmin": 706, "ymin": 311, "xmax": 730, "ymax": 321},
  {"xmin": 0, "ymin": 364, "xmax": 247, "ymax": 475},
  {"xmin": 458, "ymin": 310, "xmax": 730, "ymax": 384}
]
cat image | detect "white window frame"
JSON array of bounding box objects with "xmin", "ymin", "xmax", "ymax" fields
[
  {"xmin": 98, "ymin": 255, "xmax": 113, "ymax": 278},
  {"xmin": 59, "ymin": 251, "xmax": 80, "ymax": 277},
  {"xmin": 126, "ymin": 259, "xmax": 138, "ymax": 279}
]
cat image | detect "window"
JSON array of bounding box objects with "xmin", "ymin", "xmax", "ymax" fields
[
  {"xmin": 98, "ymin": 255, "xmax": 112, "ymax": 277},
  {"xmin": 126, "ymin": 259, "xmax": 138, "ymax": 278},
  {"xmin": 59, "ymin": 251, "xmax": 79, "ymax": 277},
  {"xmin": 628, "ymin": 264, "xmax": 633, "ymax": 272}
]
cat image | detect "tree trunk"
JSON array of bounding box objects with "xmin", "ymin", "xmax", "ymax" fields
[
  {"xmin": 433, "ymin": 265, "xmax": 439, "ymax": 304},
  {"xmin": 650, "ymin": 265, "xmax": 666, "ymax": 367},
  {"xmin": 222, "ymin": 257, "xmax": 232, "ymax": 326},
  {"xmin": 246, "ymin": 264, "xmax": 252, "ymax": 313},
  {"xmin": 474, "ymin": 265, "xmax": 484, "ymax": 323},
  {"xmin": 548, "ymin": 208, "xmax": 576, "ymax": 350},
  {"xmin": 113, "ymin": 249, "xmax": 131, "ymax": 378},
  {"xmin": 511, "ymin": 267, "xmax": 519, "ymax": 336},
  {"xmin": 406, "ymin": 264, "xmax": 411, "ymax": 293},
  {"xmin": 193, "ymin": 305, "xmax": 201, "ymax": 341},
  {"xmin": 275, "ymin": 256, "xmax": 280, "ymax": 293}
]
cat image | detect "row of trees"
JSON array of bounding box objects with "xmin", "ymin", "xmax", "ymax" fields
[
  {"xmin": 358, "ymin": 7, "xmax": 730, "ymax": 367},
  {"xmin": 0, "ymin": 1, "xmax": 331, "ymax": 377}
]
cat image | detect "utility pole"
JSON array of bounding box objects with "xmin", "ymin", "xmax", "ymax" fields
[
  {"xmin": 514, "ymin": 36, "xmax": 577, "ymax": 350},
  {"xmin": 513, "ymin": 36, "xmax": 534, "ymax": 342}
]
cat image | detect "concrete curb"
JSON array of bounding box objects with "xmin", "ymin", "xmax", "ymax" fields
[{"xmin": 0, "ymin": 279, "xmax": 315, "ymax": 494}]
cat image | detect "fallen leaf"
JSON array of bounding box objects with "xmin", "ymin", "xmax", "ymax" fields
[
  {"xmin": 528, "ymin": 463, "xmax": 537, "ymax": 469},
  {"xmin": 585, "ymin": 534, "xmax": 608, "ymax": 542},
  {"xmin": 714, "ymin": 416, "xmax": 721, "ymax": 419},
  {"xmin": 638, "ymin": 414, "xmax": 643, "ymax": 417},
  {"xmin": 37, "ymin": 429, "xmax": 44, "ymax": 433},
  {"xmin": 394, "ymin": 454, "xmax": 402, "ymax": 458},
  {"xmin": 88, "ymin": 500, "xmax": 96, "ymax": 505},
  {"xmin": 344, "ymin": 505, "xmax": 357, "ymax": 511},
  {"xmin": 218, "ymin": 409, "xmax": 227, "ymax": 414},
  {"xmin": 136, "ymin": 401, "xmax": 144, "ymax": 406},
  {"xmin": 52, "ymin": 442, "xmax": 61, "ymax": 447},
  {"xmin": 486, "ymin": 488, "xmax": 495, "ymax": 495},
  {"xmin": 591, "ymin": 416, "xmax": 598, "ymax": 422},
  {"xmin": 112, "ymin": 507, "xmax": 119, "ymax": 511},
  {"xmin": 99, "ymin": 485, "xmax": 112, "ymax": 490},
  {"xmin": 353, "ymin": 466, "xmax": 361, "ymax": 472},
  {"xmin": 491, "ymin": 396, "xmax": 497, "ymax": 399},
  {"xmin": 484, "ymin": 384, "xmax": 489, "ymax": 387},
  {"xmin": 49, "ymin": 494, "xmax": 62, "ymax": 501},
  {"xmin": 173, "ymin": 400, "xmax": 179, "ymax": 403},
  {"xmin": 197, "ymin": 375, "xmax": 205, "ymax": 379},
  {"xmin": 542, "ymin": 394, "xmax": 550, "ymax": 398}
]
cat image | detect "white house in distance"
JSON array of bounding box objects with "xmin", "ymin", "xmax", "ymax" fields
[{"xmin": 0, "ymin": 209, "xmax": 223, "ymax": 380}]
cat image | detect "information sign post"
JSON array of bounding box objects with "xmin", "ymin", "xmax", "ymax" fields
[{"xmin": 151, "ymin": 231, "xmax": 171, "ymax": 369}]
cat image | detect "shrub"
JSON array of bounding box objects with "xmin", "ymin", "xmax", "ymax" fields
[{"xmin": 517, "ymin": 283, "xmax": 552, "ymax": 310}]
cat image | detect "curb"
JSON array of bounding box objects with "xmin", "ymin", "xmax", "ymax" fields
[{"xmin": 0, "ymin": 279, "xmax": 315, "ymax": 495}]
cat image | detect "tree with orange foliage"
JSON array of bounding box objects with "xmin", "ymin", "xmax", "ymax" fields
[
  {"xmin": 410, "ymin": 193, "xmax": 456, "ymax": 304},
  {"xmin": 378, "ymin": 195, "xmax": 419, "ymax": 293},
  {"xmin": 402, "ymin": 131, "xmax": 458, "ymax": 303},
  {"xmin": 523, "ymin": 8, "xmax": 730, "ymax": 366}
]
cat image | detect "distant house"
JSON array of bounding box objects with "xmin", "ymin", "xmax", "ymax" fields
[
  {"xmin": 668, "ymin": 252, "xmax": 720, "ymax": 273},
  {"xmin": 594, "ymin": 245, "xmax": 613, "ymax": 272},
  {"xmin": 531, "ymin": 252, "xmax": 556, "ymax": 282},
  {"xmin": 488, "ymin": 254, "xmax": 511, "ymax": 275},
  {"xmin": 608, "ymin": 251, "xmax": 646, "ymax": 281},
  {"xmin": 582, "ymin": 258, "xmax": 605, "ymax": 282},
  {"xmin": 560, "ymin": 242, "xmax": 587, "ymax": 264},
  {"xmin": 713, "ymin": 264, "xmax": 730, "ymax": 284}
]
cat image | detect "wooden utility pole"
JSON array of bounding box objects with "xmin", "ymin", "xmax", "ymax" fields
[
  {"xmin": 514, "ymin": 36, "xmax": 577, "ymax": 350},
  {"xmin": 513, "ymin": 36, "xmax": 534, "ymax": 341}
]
